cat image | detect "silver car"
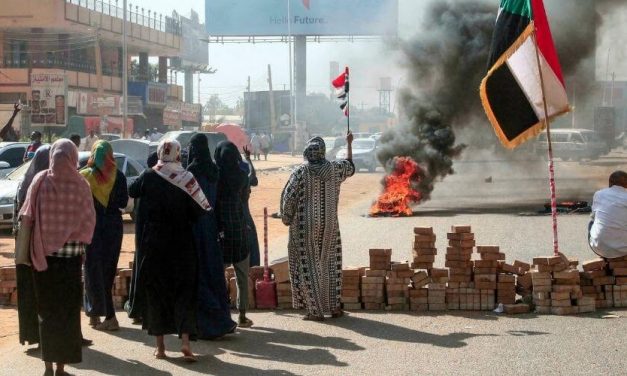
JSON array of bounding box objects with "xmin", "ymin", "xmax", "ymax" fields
[
  {"xmin": 0, "ymin": 152, "xmax": 143, "ymax": 230},
  {"xmin": 336, "ymin": 138, "xmax": 378, "ymax": 172}
]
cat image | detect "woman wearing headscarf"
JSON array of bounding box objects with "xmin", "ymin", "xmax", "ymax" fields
[
  {"xmin": 214, "ymin": 140, "xmax": 253, "ymax": 328},
  {"xmin": 129, "ymin": 139, "xmax": 209, "ymax": 361},
  {"xmin": 280, "ymin": 133, "xmax": 355, "ymax": 321},
  {"xmin": 240, "ymin": 146, "xmax": 260, "ymax": 267},
  {"xmin": 81, "ymin": 140, "xmax": 128, "ymax": 331},
  {"xmin": 187, "ymin": 134, "xmax": 237, "ymax": 339},
  {"xmin": 14, "ymin": 145, "xmax": 50, "ymax": 347},
  {"xmin": 126, "ymin": 151, "xmax": 158, "ymax": 324},
  {"xmin": 19, "ymin": 139, "xmax": 96, "ymax": 376}
]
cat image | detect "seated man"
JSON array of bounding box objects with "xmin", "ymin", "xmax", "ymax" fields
[{"xmin": 589, "ymin": 170, "xmax": 627, "ymax": 259}]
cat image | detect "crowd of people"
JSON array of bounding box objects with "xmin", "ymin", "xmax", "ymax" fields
[{"xmin": 11, "ymin": 127, "xmax": 293, "ymax": 375}]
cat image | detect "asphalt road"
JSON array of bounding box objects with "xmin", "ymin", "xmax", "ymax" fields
[{"xmin": 1, "ymin": 152, "xmax": 625, "ymax": 375}]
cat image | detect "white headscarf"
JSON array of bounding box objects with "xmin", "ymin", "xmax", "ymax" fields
[{"xmin": 153, "ymin": 139, "xmax": 210, "ymax": 210}]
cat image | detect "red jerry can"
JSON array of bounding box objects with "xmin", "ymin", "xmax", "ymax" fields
[{"xmin": 255, "ymin": 207, "xmax": 277, "ymax": 309}]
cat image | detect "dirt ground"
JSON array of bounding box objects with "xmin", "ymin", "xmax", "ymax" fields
[{"xmin": 0, "ymin": 168, "xmax": 383, "ymax": 269}]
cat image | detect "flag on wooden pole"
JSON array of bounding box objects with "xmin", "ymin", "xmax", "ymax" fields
[{"xmin": 480, "ymin": 0, "xmax": 570, "ymax": 149}]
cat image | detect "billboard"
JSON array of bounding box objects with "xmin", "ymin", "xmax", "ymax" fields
[
  {"xmin": 30, "ymin": 73, "xmax": 67, "ymax": 127},
  {"xmin": 128, "ymin": 82, "xmax": 168, "ymax": 108},
  {"xmin": 172, "ymin": 10, "xmax": 209, "ymax": 68},
  {"xmin": 205, "ymin": 0, "xmax": 398, "ymax": 36},
  {"xmin": 77, "ymin": 92, "xmax": 121, "ymax": 116}
]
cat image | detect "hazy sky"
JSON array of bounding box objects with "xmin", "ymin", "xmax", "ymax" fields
[
  {"xmin": 141, "ymin": 0, "xmax": 625, "ymax": 108},
  {"xmin": 141, "ymin": 0, "xmax": 427, "ymax": 108}
]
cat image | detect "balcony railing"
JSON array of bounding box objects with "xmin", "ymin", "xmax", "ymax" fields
[
  {"xmin": 65, "ymin": 0, "xmax": 181, "ymax": 35},
  {"xmin": 0, "ymin": 58, "xmax": 122, "ymax": 77}
]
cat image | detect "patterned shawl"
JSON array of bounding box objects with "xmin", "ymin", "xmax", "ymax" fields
[
  {"xmin": 303, "ymin": 136, "xmax": 333, "ymax": 181},
  {"xmin": 80, "ymin": 140, "xmax": 117, "ymax": 207},
  {"xmin": 153, "ymin": 139, "xmax": 211, "ymax": 210},
  {"xmin": 20, "ymin": 139, "xmax": 96, "ymax": 271}
]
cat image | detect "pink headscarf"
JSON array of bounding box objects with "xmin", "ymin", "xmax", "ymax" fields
[{"xmin": 20, "ymin": 139, "xmax": 96, "ymax": 271}]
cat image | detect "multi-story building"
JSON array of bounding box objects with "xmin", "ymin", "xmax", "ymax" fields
[{"xmin": 0, "ymin": 0, "xmax": 185, "ymax": 137}]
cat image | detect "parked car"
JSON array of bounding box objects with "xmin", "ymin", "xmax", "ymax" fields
[
  {"xmin": 336, "ymin": 138, "xmax": 378, "ymax": 172},
  {"xmin": 352, "ymin": 132, "xmax": 372, "ymax": 139},
  {"xmin": 370, "ymin": 133, "xmax": 383, "ymax": 142},
  {"xmin": 99, "ymin": 133, "xmax": 121, "ymax": 142},
  {"xmin": 322, "ymin": 136, "xmax": 347, "ymax": 161},
  {"xmin": 153, "ymin": 131, "xmax": 227, "ymax": 166},
  {"xmin": 0, "ymin": 152, "xmax": 143, "ymax": 229},
  {"xmin": 0, "ymin": 142, "xmax": 29, "ymax": 177},
  {"xmin": 534, "ymin": 129, "xmax": 610, "ymax": 161},
  {"xmin": 111, "ymin": 139, "xmax": 157, "ymax": 168}
]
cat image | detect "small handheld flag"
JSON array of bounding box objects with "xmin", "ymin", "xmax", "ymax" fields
[{"xmin": 332, "ymin": 67, "xmax": 350, "ymax": 118}]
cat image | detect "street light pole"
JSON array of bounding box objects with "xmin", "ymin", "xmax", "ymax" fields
[{"xmin": 122, "ymin": 0, "xmax": 129, "ymax": 137}]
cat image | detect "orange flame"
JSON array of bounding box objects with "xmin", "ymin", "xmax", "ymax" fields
[{"xmin": 370, "ymin": 157, "xmax": 422, "ymax": 217}]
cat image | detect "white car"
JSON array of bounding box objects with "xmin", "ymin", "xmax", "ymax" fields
[
  {"xmin": 0, "ymin": 152, "xmax": 143, "ymax": 230},
  {"xmin": 336, "ymin": 138, "xmax": 379, "ymax": 172}
]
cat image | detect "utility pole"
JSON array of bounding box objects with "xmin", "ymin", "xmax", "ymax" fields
[
  {"xmin": 268, "ymin": 64, "xmax": 277, "ymax": 134},
  {"xmin": 246, "ymin": 75, "xmax": 251, "ymax": 129},
  {"xmin": 197, "ymin": 72, "xmax": 201, "ymax": 106},
  {"xmin": 94, "ymin": 28, "xmax": 104, "ymax": 95}
]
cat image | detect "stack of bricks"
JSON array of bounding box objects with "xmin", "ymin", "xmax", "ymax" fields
[
  {"xmin": 276, "ymin": 282, "xmax": 293, "ymax": 309},
  {"xmin": 580, "ymin": 258, "xmax": 609, "ymax": 308},
  {"xmin": 112, "ymin": 268, "xmax": 132, "ymax": 309},
  {"xmin": 496, "ymin": 274, "xmax": 516, "ymax": 306},
  {"xmin": 551, "ymin": 268, "xmax": 581, "ymax": 315},
  {"xmin": 270, "ymin": 258, "xmax": 292, "ymax": 309},
  {"xmin": 513, "ymin": 260, "xmax": 533, "ymax": 299},
  {"xmin": 409, "ymin": 271, "xmax": 429, "ymax": 311},
  {"xmin": 385, "ymin": 263, "xmax": 413, "ymax": 311},
  {"xmin": 609, "ymin": 256, "xmax": 627, "ymax": 307},
  {"xmin": 0, "ymin": 266, "xmax": 17, "ymax": 306},
  {"xmin": 361, "ymin": 249, "xmax": 390, "ymax": 310},
  {"xmin": 474, "ymin": 245, "xmax": 502, "ymax": 310},
  {"xmin": 530, "ymin": 268, "xmax": 553, "ymax": 314},
  {"xmin": 445, "ymin": 226, "xmax": 474, "ymax": 286},
  {"xmin": 341, "ymin": 267, "xmax": 363, "ymax": 310},
  {"xmin": 428, "ymin": 268, "xmax": 448, "ymax": 311},
  {"xmin": 411, "ymin": 227, "xmax": 437, "ymax": 270}
]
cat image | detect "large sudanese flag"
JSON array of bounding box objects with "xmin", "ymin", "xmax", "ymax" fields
[{"xmin": 480, "ymin": 0, "xmax": 570, "ymax": 149}]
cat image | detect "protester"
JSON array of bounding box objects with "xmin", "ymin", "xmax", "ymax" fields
[
  {"xmin": 19, "ymin": 139, "xmax": 96, "ymax": 376},
  {"xmin": 24, "ymin": 131, "xmax": 43, "ymax": 162},
  {"xmin": 69, "ymin": 134, "xmax": 82, "ymax": 149},
  {"xmin": 280, "ymin": 133, "xmax": 355, "ymax": 321},
  {"xmin": 241, "ymin": 145, "xmax": 260, "ymax": 267},
  {"xmin": 82, "ymin": 141, "xmax": 128, "ymax": 331},
  {"xmin": 0, "ymin": 102, "xmax": 21, "ymax": 142},
  {"xmin": 14, "ymin": 145, "xmax": 50, "ymax": 347},
  {"xmin": 215, "ymin": 141, "xmax": 254, "ymax": 328},
  {"xmin": 84, "ymin": 130, "xmax": 99, "ymax": 152},
  {"xmin": 250, "ymin": 133, "xmax": 261, "ymax": 161},
  {"xmin": 126, "ymin": 151, "xmax": 158, "ymax": 324},
  {"xmin": 259, "ymin": 133, "xmax": 271, "ymax": 161},
  {"xmin": 141, "ymin": 130, "xmax": 151, "ymax": 141},
  {"xmin": 187, "ymin": 134, "xmax": 238, "ymax": 339},
  {"xmin": 129, "ymin": 139, "xmax": 209, "ymax": 361},
  {"xmin": 589, "ymin": 170, "xmax": 627, "ymax": 259}
]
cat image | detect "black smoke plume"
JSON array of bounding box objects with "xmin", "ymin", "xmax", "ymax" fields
[{"xmin": 376, "ymin": 1, "xmax": 496, "ymax": 202}]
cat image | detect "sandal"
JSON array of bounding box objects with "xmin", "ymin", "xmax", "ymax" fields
[
  {"xmin": 153, "ymin": 349, "xmax": 167, "ymax": 360},
  {"xmin": 238, "ymin": 318, "xmax": 254, "ymax": 328},
  {"xmin": 303, "ymin": 314, "xmax": 325, "ymax": 322},
  {"xmin": 181, "ymin": 347, "xmax": 197, "ymax": 363}
]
